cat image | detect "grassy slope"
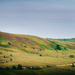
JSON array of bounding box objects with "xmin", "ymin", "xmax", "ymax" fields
[{"xmin": 0, "ymin": 32, "xmax": 75, "ymax": 68}]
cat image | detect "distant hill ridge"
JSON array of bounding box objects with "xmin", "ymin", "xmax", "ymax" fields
[{"xmin": 50, "ymin": 38, "xmax": 75, "ymax": 42}]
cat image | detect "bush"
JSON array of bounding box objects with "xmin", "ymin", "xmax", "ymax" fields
[
  {"xmin": 46, "ymin": 65, "xmax": 53, "ymax": 67},
  {"xmin": 0, "ymin": 67, "xmax": 3, "ymax": 70},
  {"xmin": 8, "ymin": 42, "xmax": 11, "ymax": 45},
  {"xmin": 64, "ymin": 47, "xmax": 67, "ymax": 50},
  {"xmin": 32, "ymin": 66, "xmax": 41, "ymax": 70},
  {"xmin": 6, "ymin": 61, "xmax": 8, "ymax": 63},
  {"xmin": 71, "ymin": 63, "xmax": 75, "ymax": 67},
  {"xmin": 69, "ymin": 55, "xmax": 74, "ymax": 58},
  {"xmin": 10, "ymin": 58, "xmax": 12, "ymax": 61},
  {"xmin": 24, "ymin": 46, "xmax": 26, "ymax": 48},
  {"xmin": 39, "ymin": 48, "xmax": 44, "ymax": 51},
  {"xmin": 46, "ymin": 65, "xmax": 50, "ymax": 67},
  {"xmin": 17, "ymin": 64, "xmax": 22, "ymax": 70},
  {"xmin": 26, "ymin": 67, "xmax": 31, "ymax": 69},
  {"xmin": 4, "ymin": 55, "xmax": 6, "ymax": 58},
  {"xmin": 32, "ymin": 47, "xmax": 35, "ymax": 49},
  {"xmin": 12, "ymin": 65, "xmax": 16, "ymax": 70},
  {"xmin": 10, "ymin": 54, "xmax": 12, "ymax": 56},
  {"xmin": 4, "ymin": 55, "xmax": 8, "ymax": 58},
  {"xmin": 5, "ymin": 67, "xmax": 10, "ymax": 70},
  {"xmin": 35, "ymin": 67, "xmax": 41, "ymax": 70},
  {"xmin": 39, "ymin": 54, "xmax": 42, "ymax": 56}
]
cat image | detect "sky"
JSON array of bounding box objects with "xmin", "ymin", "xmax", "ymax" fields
[{"xmin": 0, "ymin": 0, "xmax": 75, "ymax": 38}]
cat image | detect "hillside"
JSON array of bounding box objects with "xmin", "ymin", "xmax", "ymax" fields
[
  {"xmin": 0, "ymin": 32, "xmax": 75, "ymax": 51},
  {"xmin": 0, "ymin": 32, "xmax": 75, "ymax": 68}
]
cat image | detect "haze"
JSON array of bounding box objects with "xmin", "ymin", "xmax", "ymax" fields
[{"xmin": 0, "ymin": 0, "xmax": 75, "ymax": 38}]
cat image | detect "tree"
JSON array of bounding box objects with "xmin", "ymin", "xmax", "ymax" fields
[
  {"xmin": 55, "ymin": 45, "xmax": 61, "ymax": 50},
  {"xmin": 12, "ymin": 65, "xmax": 16, "ymax": 70},
  {"xmin": 17, "ymin": 64, "xmax": 22, "ymax": 70}
]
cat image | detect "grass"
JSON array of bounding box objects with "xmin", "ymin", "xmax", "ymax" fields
[
  {"xmin": 0, "ymin": 37, "xmax": 6, "ymax": 41},
  {"xmin": 37, "ymin": 43, "xmax": 51, "ymax": 50},
  {"xmin": 0, "ymin": 44, "xmax": 11, "ymax": 48},
  {"xmin": 0, "ymin": 32, "xmax": 75, "ymax": 75},
  {"xmin": 19, "ymin": 48, "xmax": 26, "ymax": 51},
  {"xmin": 1, "ymin": 49, "xmax": 75, "ymax": 67},
  {"xmin": 0, "ymin": 52, "xmax": 2, "ymax": 54}
]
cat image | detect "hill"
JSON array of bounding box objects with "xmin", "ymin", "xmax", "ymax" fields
[
  {"xmin": 0, "ymin": 32, "xmax": 75, "ymax": 68},
  {"xmin": 48, "ymin": 38, "xmax": 75, "ymax": 42}
]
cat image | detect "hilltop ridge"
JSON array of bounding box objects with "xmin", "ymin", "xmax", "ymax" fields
[{"xmin": 0, "ymin": 32, "xmax": 75, "ymax": 51}]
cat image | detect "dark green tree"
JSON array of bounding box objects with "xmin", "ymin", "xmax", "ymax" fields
[
  {"xmin": 17, "ymin": 64, "xmax": 22, "ymax": 70},
  {"xmin": 55, "ymin": 45, "xmax": 61, "ymax": 50},
  {"xmin": 12, "ymin": 65, "xmax": 16, "ymax": 70}
]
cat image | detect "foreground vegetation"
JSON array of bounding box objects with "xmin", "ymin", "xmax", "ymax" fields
[{"xmin": 1, "ymin": 66, "xmax": 75, "ymax": 75}]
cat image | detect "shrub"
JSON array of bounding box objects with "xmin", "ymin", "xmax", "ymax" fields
[
  {"xmin": 39, "ymin": 48, "xmax": 44, "ymax": 51},
  {"xmin": 4, "ymin": 55, "xmax": 6, "ymax": 58},
  {"xmin": 69, "ymin": 55, "xmax": 74, "ymax": 58},
  {"xmin": 26, "ymin": 67, "xmax": 31, "ymax": 69},
  {"xmin": 32, "ymin": 47, "xmax": 35, "ymax": 49},
  {"xmin": 12, "ymin": 65, "xmax": 16, "ymax": 70},
  {"xmin": 35, "ymin": 67, "xmax": 42, "ymax": 70},
  {"xmin": 4, "ymin": 55, "xmax": 8, "ymax": 58},
  {"xmin": 10, "ymin": 58, "xmax": 12, "ymax": 61},
  {"xmin": 46, "ymin": 65, "xmax": 53, "ymax": 67},
  {"xmin": 46, "ymin": 65, "xmax": 50, "ymax": 67},
  {"xmin": 8, "ymin": 42, "xmax": 11, "ymax": 45},
  {"xmin": 64, "ymin": 47, "xmax": 67, "ymax": 50},
  {"xmin": 10, "ymin": 54, "xmax": 12, "ymax": 56},
  {"xmin": 17, "ymin": 64, "xmax": 22, "ymax": 70},
  {"xmin": 5, "ymin": 67, "xmax": 10, "ymax": 70},
  {"xmin": 0, "ymin": 67, "xmax": 3, "ymax": 70},
  {"xmin": 40, "ymin": 49, "xmax": 42, "ymax": 51},
  {"xmin": 71, "ymin": 63, "xmax": 75, "ymax": 67},
  {"xmin": 6, "ymin": 61, "xmax": 8, "ymax": 63},
  {"xmin": 24, "ymin": 46, "xmax": 26, "ymax": 48},
  {"xmin": 39, "ymin": 54, "xmax": 42, "ymax": 56},
  {"xmin": 32, "ymin": 66, "xmax": 41, "ymax": 70}
]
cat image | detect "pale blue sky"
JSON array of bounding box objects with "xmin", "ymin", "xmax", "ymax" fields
[{"xmin": 0, "ymin": 0, "xmax": 75, "ymax": 38}]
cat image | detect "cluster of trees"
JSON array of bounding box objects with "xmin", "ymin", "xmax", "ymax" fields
[
  {"xmin": 12, "ymin": 64, "xmax": 22, "ymax": 70},
  {"xmin": 0, "ymin": 64, "xmax": 22, "ymax": 70}
]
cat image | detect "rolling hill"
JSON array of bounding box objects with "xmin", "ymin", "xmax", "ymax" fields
[{"xmin": 0, "ymin": 32, "xmax": 75, "ymax": 68}]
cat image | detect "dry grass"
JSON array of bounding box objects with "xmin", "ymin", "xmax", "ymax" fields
[
  {"xmin": 0, "ymin": 32, "xmax": 75, "ymax": 68},
  {"xmin": 0, "ymin": 47, "xmax": 75, "ymax": 68}
]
